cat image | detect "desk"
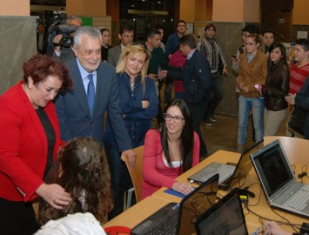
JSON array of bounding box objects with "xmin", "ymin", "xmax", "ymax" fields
[
  {"xmin": 103, "ymin": 196, "xmax": 170, "ymax": 228},
  {"xmin": 264, "ymin": 136, "xmax": 309, "ymax": 165},
  {"xmin": 103, "ymin": 140, "xmax": 309, "ymax": 234}
]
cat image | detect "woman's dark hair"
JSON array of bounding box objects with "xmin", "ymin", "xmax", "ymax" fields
[
  {"xmin": 38, "ymin": 137, "xmax": 113, "ymax": 225},
  {"xmin": 267, "ymin": 43, "xmax": 289, "ymax": 73},
  {"xmin": 23, "ymin": 54, "xmax": 72, "ymax": 91},
  {"xmin": 160, "ymin": 98, "xmax": 194, "ymax": 173}
]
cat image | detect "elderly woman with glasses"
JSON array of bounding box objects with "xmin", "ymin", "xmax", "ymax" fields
[{"xmin": 142, "ymin": 98, "xmax": 200, "ymax": 198}]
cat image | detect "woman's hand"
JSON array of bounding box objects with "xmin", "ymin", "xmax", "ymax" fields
[
  {"xmin": 142, "ymin": 100, "xmax": 150, "ymax": 108},
  {"xmin": 36, "ymin": 183, "xmax": 72, "ymax": 210},
  {"xmin": 239, "ymin": 83, "xmax": 249, "ymax": 93},
  {"xmin": 172, "ymin": 182, "xmax": 194, "ymax": 195}
]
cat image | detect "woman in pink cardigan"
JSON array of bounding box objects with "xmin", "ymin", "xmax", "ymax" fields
[{"xmin": 142, "ymin": 99, "xmax": 200, "ymax": 198}]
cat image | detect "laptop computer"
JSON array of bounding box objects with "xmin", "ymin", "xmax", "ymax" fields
[
  {"xmin": 195, "ymin": 188, "xmax": 249, "ymax": 235},
  {"xmin": 188, "ymin": 140, "xmax": 264, "ymax": 189},
  {"xmin": 251, "ymin": 139, "xmax": 309, "ymax": 218},
  {"xmin": 131, "ymin": 174, "xmax": 219, "ymax": 235}
]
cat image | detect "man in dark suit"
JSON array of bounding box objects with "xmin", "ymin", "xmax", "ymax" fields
[
  {"xmin": 166, "ymin": 34, "xmax": 212, "ymax": 158},
  {"xmin": 37, "ymin": 23, "xmax": 48, "ymax": 54},
  {"xmin": 55, "ymin": 26, "xmax": 136, "ymax": 167},
  {"xmin": 107, "ymin": 24, "xmax": 134, "ymax": 67}
]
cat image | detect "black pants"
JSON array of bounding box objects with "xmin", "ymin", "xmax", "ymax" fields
[
  {"xmin": 0, "ymin": 197, "xmax": 40, "ymax": 235},
  {"xmin": 190, "ymin": 97, "xmax": 211, "ymax": 156}
]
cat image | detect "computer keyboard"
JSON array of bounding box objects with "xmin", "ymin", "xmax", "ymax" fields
[
  {"xmin": 283, "ymin": 185, "xmax": 309, "ymax": 211},
  {"xmin": 139, "ymin": 209, "xmax": 178, "ymax": 235}
]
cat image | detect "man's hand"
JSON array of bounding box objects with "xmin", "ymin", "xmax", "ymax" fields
[
  {"xmin": 121, "ymin": 149, "xmax": 137, "ymax": 169},
  {"xmin": 53, "ymin": 34, "xmax": 63, "ymax": 52},
  {"xmin": 148, "ymin": 74, "xmax": 158, "ymax": 81}
]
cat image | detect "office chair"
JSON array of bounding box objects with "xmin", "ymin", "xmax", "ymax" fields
[{"xmin": 124, "ymin": 145, "xmax": 144, "ymax": 208}]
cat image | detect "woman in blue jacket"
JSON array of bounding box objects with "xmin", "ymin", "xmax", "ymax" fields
[{"xmin": 104, "ymin": 44, "xmax": 158, "ymax": 220}]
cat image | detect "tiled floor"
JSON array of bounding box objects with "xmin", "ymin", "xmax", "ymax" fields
[{"xmin": 202, "ymin": 114, "xmax": 287, "ymax": 156}]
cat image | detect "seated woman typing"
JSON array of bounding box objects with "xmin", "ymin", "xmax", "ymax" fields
[
  {"xmin": 142, "ymin": 98, "xmax": 200, "ymax": 198},
  {"xmin": 38, "ymin": 137, "xmax": 113, "ymax": 225}
]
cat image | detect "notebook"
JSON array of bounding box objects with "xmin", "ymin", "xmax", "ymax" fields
[
  {"xmin": 195, "ymin": 188, "xmax": 249, "ymax": 235},
  {"xmin": 131, "ymin": 174, "xmax": 219, "ymax": 235},
  {"xmin": 251, "ymin": 139, "xmax": 309, "ymax": 218},
  {"xmin": 188, "ymin": 140, "xmax": 264, "ymax": 188}
]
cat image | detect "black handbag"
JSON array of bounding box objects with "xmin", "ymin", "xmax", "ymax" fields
[{"xmin": 288, "ymin": 106, "xmax": 307, "ymax": 135}]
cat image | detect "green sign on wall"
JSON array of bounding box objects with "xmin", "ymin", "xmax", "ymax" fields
[{"xmin": 81, "ymin": 17, "xmax": 93, "ymax": 26}]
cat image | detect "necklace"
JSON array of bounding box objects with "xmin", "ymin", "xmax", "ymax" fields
[{"xmin": 130, "ymin": 80, "xmax": 134, "ymax": 91}]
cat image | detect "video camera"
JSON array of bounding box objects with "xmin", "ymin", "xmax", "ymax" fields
[{"xmin": 47, "ymin": 13, "xmax": 78, "ymax": 55}]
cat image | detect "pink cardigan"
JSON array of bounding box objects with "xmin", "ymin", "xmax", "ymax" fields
[{"xmin": 142, "ymin": 129, "xmax": 200, "ymax": 198}]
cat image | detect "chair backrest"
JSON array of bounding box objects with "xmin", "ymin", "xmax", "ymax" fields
[{"xmin": 124, "ymin": 145, "xmax": 144, "ymax": 203}]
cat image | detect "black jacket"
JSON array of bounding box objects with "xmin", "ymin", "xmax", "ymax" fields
[{"xmin": 262, "ymin": 60, "xmax": 289, "ymax": 111}]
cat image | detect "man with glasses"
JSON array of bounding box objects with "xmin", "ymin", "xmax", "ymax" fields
[{"xmin": 108, "ymin": 24, "xmax": 134, "ymax": 67}]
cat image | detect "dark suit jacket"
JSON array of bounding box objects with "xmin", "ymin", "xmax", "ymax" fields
[
  {"xmin": 0, "ymin": 82, "xmax": 62, "ymax": 201},
  {"xmin": 107, "ymin": 45, "xmax": 121, "ymax": 67},
  {"xmin": 52, "ymin": 47, "xmax": 76, "ymax": 63},
  {"xmin": 55, "ymin": 59, "xmax": 132, "ymax": 152},
  {"xmin": 168, "ymin": 49, "xmax": 212, "ymax": 104}
]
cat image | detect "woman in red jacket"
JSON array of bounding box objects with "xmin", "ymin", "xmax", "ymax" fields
[{"xmin": 0, "ymin": 54, "xmax": 72, "ymax": 234}]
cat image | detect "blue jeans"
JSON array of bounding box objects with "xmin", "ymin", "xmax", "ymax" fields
[{"xmin": 238, "ymin": 95, "xmax": 264, "ymax": 145}]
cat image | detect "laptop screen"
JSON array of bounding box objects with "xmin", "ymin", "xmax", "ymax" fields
[
  {"xmin": 177, "ymin": 174, "xmax": 219, "ymax": 235},
  {"xmin": 229, "ymin": 139, "xmax": 264, "ymax": 188},
  {"xmin": 251, "ymin": 140, "xmax": 294, "ymax": 197},
  {"xmin": 195, "ymin": 189, "xmax": 248, "ymax": 235}
]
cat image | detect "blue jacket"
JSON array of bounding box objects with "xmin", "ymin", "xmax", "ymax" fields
[
  {"xmin": 104, "ymin": 72, "xmax": 158, "ymax": 149},
  {"xmin": 295, "ymin": 77, "xmax": 309, "ymax": 139}
]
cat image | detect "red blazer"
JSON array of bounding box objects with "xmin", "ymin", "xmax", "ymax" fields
[{"xmin": 0, "ymin": 81, "xmax": 62, "ymax": 202}]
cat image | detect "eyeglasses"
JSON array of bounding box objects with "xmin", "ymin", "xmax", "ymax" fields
[{"xmin": 163, "ymin": 113, "xmax": 184, "ymax": 123}]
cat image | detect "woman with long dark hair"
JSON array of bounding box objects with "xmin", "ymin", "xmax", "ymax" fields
[
  {"xmin": 260, "ymin": 43, "xmax": 289, "ymax": 136},
  {"xmin": 142, "ymin": 98, "xmax": 199, "ymax": 198},
  {"xmin": 38, "ymin": 137, "xmax": 113, "ymax": 225}
]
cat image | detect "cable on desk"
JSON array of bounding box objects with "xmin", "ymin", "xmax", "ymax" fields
[
  {"xmin": 298, "ymin": 165, "xmax": 308, "ymax": 183},
  {"xmin": 244, "ymin": 204, "xmax": 301, "ymax": 233}
]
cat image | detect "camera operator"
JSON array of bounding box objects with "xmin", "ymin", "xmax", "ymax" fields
[{"xmin": 50, "ymin": 15, "xmax": 82, "ymax": 62}]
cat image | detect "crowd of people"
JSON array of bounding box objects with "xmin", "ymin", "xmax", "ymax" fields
[{"xmin": 1, "ymin": 14, "xmax": 309, "ymax": 234}]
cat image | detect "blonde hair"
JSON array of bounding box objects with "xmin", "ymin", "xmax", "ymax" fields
[{"xmin": 116, "ymin": 44, "xmax": 151, "ymax": 83}]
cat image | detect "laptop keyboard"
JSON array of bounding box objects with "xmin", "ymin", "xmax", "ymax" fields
[
  {"xmin": 282, "ymin": 185, "xmax": 309, "ymax": 211},
  {"xmin": 141, "ymin": 211, "xmax": 178, "ymax": 235},
  {"xmin": 201, "ymin": 164, "xmax": 234, "ymax": 184}
]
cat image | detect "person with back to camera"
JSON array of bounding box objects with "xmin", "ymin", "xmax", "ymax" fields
[
  {"xmin": 257, "ymin": 43, "xmax": 289, "ymax": 136},
  {"xmin": 0, "ymin": 54, "xmax": 72, "ymax": 235},
  {"xmin": 142, "ymin": 98, "xmax": 200, "ymax": 198},
  {"xmin": 237, "ymin": 33, "xmax": 268, "ymax": 153},
  {"xmin": 38, "ymin": 137, "xmax": 113, "ymax": 226},
  {"xmin": 104, "ymin": 44, "xmax": 158, "ymax": 219}
]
